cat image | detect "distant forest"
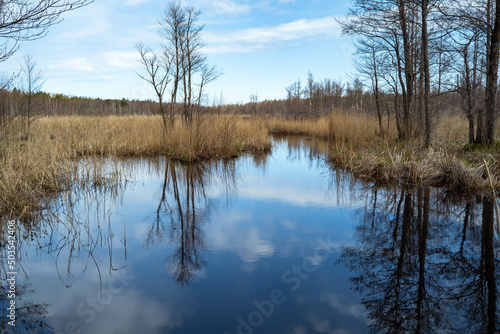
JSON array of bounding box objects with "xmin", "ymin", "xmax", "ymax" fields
[{"xmin": 0, "ymin": 71, "xmax": 468, "ymax": 123}]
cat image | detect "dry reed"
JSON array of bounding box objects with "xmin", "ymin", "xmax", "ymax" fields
[
  {"xmin": 3, "ymin": 111, "xmax": 500, "ymax": 217},
  {"xmin": 0, "ymin": 114, "xmax": 271, "ymax": 217},
  {"xmin": 266, "ymin": 111, "xmax": 500, "ymax": 192},
  {"xmin": 31, "ymin": 114, "xmax": 271, "ymax": 159}
]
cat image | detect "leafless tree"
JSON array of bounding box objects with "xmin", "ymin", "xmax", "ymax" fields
[
  {"xmin": 159, "ymin": 1, "xmax": 185, "ymax": 125},
  {"xmin": 354, "ymin": 38, "xmax": 385, "ymax": 136},
  {"xmin": 196, "ymin": 63, "xmax": 222, "ymax": 109},
  {"xmin": 136, "ymin": 42, "xmax": 171, "ymax": 130},
  {"xmin": 19, "ymin": 54, "xmax": 44, "ymax": 131},
  {"xmin": 180, "ymin": 5, "xmax": 205, "ymax": 124},
  {"xmin": 0, "ymin": 0, "xmax": 93, "ymax": 63},
  {"xmin": 421, "ymin": 0, "xmax": 432, "ymax": 147},
  {"xmin": 249, "ymin": 91, "xmax": 258, "ymax": 116},
  {"xmin": 339, "ymin": 0, "xmax": 418, "ymax": 139},
  {"xmin": 286, "ymin": 79, "xmax": 303, "ymax": 117},
  {"xmin": 139, "ymin": 1, "xmax": 221, "ymax": 129}
]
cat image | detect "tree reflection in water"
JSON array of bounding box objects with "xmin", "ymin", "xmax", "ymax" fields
[
  {"xmin": 0, "ymin": 159, "xmax": 128, "ymax": 333},
  {"xmin": 340, "ymin": 186, "xmax": 500, "ymax": 333},
  {"xmin": 146, "ymin": 159, "xmax": 240, "ymax": 286}
]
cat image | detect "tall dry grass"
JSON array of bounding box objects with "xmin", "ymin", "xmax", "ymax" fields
[
  {"xmin": 267, "ymin": 112, "xmax": 387, "ymax": 147},
  {"xmin": 3, "ymin": 111, "xmax": 500, "ymax": 217},
  {"xmin": 31, "ymin": 114, "xmax": 271, "ymax": 160},
  {"xmin": 0, "ymin": 114, "xmax": 271, "ymax": 217},
  {"xmin": 266, "ymin": 111, "xmax": 500, "ymax": 191},
  {"xmin": 266, "ymin": 111, "xmax": 482, "ymax": 147}
]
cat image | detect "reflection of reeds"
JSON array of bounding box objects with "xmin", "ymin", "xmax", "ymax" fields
[{"xmin": 0, "ymin": 114, "xmax": 271, "ymax": 217}]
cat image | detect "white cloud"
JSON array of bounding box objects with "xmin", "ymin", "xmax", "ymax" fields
[
  {"xmin": 289, "ymin": 326, "xmax": 307, "ymax": 334},
  {"xmin": 209, "ymin": 212, "xmax": 276, "ymax": 263},
  {"xmin": 320, "ymin": 293, "xmax": 368, "ymax": 321},
  {"xmin": 307, "ymin": 313, "xmax": 334, "ymax": 333},
  {"xmin": 102, "ymin": 51, "xmax": 140, "ymax": 70},
  {"xmin": 50, "ymin": 57, "xmax": 95, "ymax": 73},
  {"xmin": 203, "ymin": 15, "xmax": 341, "ymax": 54},
  {"xmin": 211, "ymin": 0, "xmax": 252, "ymax": 16},
  {"xmin": 47, "ymin": 51, "xmax": 141, "ymax": 79}
]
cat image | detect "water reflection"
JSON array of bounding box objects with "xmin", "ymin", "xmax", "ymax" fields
[
  {"xmin": 340, "ymin": 186, "xmax": 500, "ymax": 333},
  {"xmin": 6, "ymin": 136, "xmax": 500, "ymax": 333},
  {"xmin": 273, "ymin": 135, "xmax": 328, "ymax": 166},
  {"xmin": 147, "ymin": 160, "xmax": 240, "ymax": 286},
  {"xmin": 0, "ymin": 162, "xmax": 128, "ymax": 333}
]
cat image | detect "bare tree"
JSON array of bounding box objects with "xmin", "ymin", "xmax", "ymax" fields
[
  {"xmin": 136, "ymin": 42, "xmax": 171, "ymax": 129},
  {"xmin": 159, "ymin": 1, "xmax": 185, "ymax": 125},
  {"xmin": 485, "ymin": 0, "xmax": 500, "ymax": 144},
  {"xmin": 19, "ymin": 54, "xmax": 44, "ymax": 131},
  {"xmin": 339, "ymin": 0, "xmax": 418, "ymax": 139},
  {"xmin": 139, "ymin": 1, "xmax": 221, "ymax": 126},
  {"xmin": 196, "ymin": 64, "xmax": 222, "ymax": 109},
  {"xmin": 0, "ymin": 0, "xmax": 93, "ymax": 62},
  {"xmin": 421, "ymin": 0, "xmax": 432, "ymax": 147},
  {"xmin": 180, "ymin": 5, "xmax": 205, "ymax": 124},
  {"xmin": 354, "ymin": 38, "xmax": 385, "ymax": 136},
  {"xmin": 286, "ymin": 79, "xmax": 302, "ymax": 117},
  {"xmin": 249, "ymin": 91, "xmax": 258, "ymax": 116}
]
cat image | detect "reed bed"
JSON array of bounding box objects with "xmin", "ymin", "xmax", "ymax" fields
[
  {"xmin": 0, "ymin": 137, "xmax": 74, "ymax": 216},
  {"xmin": 0, "ymin": 114, "xmax": 271, "ymax": 216},
  {"xmin": 266, "ymin": 111, "xmax": 500, "ymax": 192},
  {"xmin": 329, "ymin": 145, "xmax": 491, "ymax": 191},
  {"xmin": 267, "ymin": 112, "xmax": 387, "ymax": 146},
  {"xmin": 2, "ymin": 111, "xmax": 500, "ymax": 217},
  {"xmin": 31, "ymin": 114, "xmax": 271, "ymax": 159}
]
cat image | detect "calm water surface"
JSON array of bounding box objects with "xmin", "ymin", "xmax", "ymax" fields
[{"xmin": 2, "ymin": 137, "xmax": 500, "ymax": 334}]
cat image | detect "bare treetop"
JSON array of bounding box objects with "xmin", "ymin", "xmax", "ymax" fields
[{"xmin": 0, "ymin": 0, "xmax": 93, "ymax": 62}]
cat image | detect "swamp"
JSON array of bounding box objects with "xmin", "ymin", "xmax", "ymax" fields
[{"xmin": 2, "ymin": 136, "xmax": 500, "ymax": 333}]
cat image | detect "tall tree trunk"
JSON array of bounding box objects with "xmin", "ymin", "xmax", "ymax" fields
[
  {"xmin": 485, "ymin": 0, "xmax": 500, "ymax": 144},
  {"xmin": 464, "ymin": 45, "xmax": 476, "ymax": 144},
  {"xmin": 395, "ymin": 32, "xmax": 408, "ymax": 139},
  {"xmin": 477, "ymin": 109, "xmax": 485, "ymax": 144},
  {"xmin": 372, "ymin": 48, "xmax": 383, "ymax": 136},
  {"xmin": 398, "ymin": 0, "xmax": 414, "ymax": 140},
  {"xmin": 422, "ymin": 0, "xmax": 431, "ymax": 147}
]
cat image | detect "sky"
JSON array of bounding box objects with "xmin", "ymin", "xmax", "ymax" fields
[{"xmin": 2, "ymin": 0, "xmax": 355, "ymax": 104}]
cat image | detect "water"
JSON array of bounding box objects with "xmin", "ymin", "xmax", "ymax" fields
[{"xmin": 2, "ymin": 136, "xmax": 500, "ymax": 334}]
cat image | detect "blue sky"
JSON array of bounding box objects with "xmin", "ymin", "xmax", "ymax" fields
[{"xmin": 3, "ymin": 0, "xmax": 354, "ymax": 104}]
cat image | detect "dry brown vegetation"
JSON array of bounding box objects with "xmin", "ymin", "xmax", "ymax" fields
[
  {"xmin": 31, "ymin": 114, "xmax": 270, "ymax": 159},
  {"xmin": 266, "ymin": 111, "xmax": 500, "ymax": 192},
  {"xmin": 3, "ymin": 111, "xmax": 500, "ymax": 218},
  {"xmin": 0, "ymin": 114, "xmax": 270, "ymax": 216}
]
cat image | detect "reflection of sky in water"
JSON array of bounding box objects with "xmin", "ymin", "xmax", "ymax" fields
[{"xmin": 10, "ymin": 138, "xmax": 368, "ymax": 334}]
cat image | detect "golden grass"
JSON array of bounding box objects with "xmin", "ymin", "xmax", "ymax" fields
[
  {"xmin": 2, "ymin": 111, "xmax": 500, "ymax": 217},
  {"xmin": 0, "ymin": 114, "xmax": 271, "ymax": 217},
  {"xmin": 31, "ymin": 114, "xmax": 271, "ymax": 159},
  {"xmin": 266, "ymin": 111, "xmax": 500, "ymax": 192},
  {"xmin": 267, "ymin": 112, "xmax": 386, "ymax": 147}
]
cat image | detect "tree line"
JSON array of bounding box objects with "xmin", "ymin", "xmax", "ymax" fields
[{"xmin": 0, "ymin": 88, "xmax": 164, "ymax": 135}]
